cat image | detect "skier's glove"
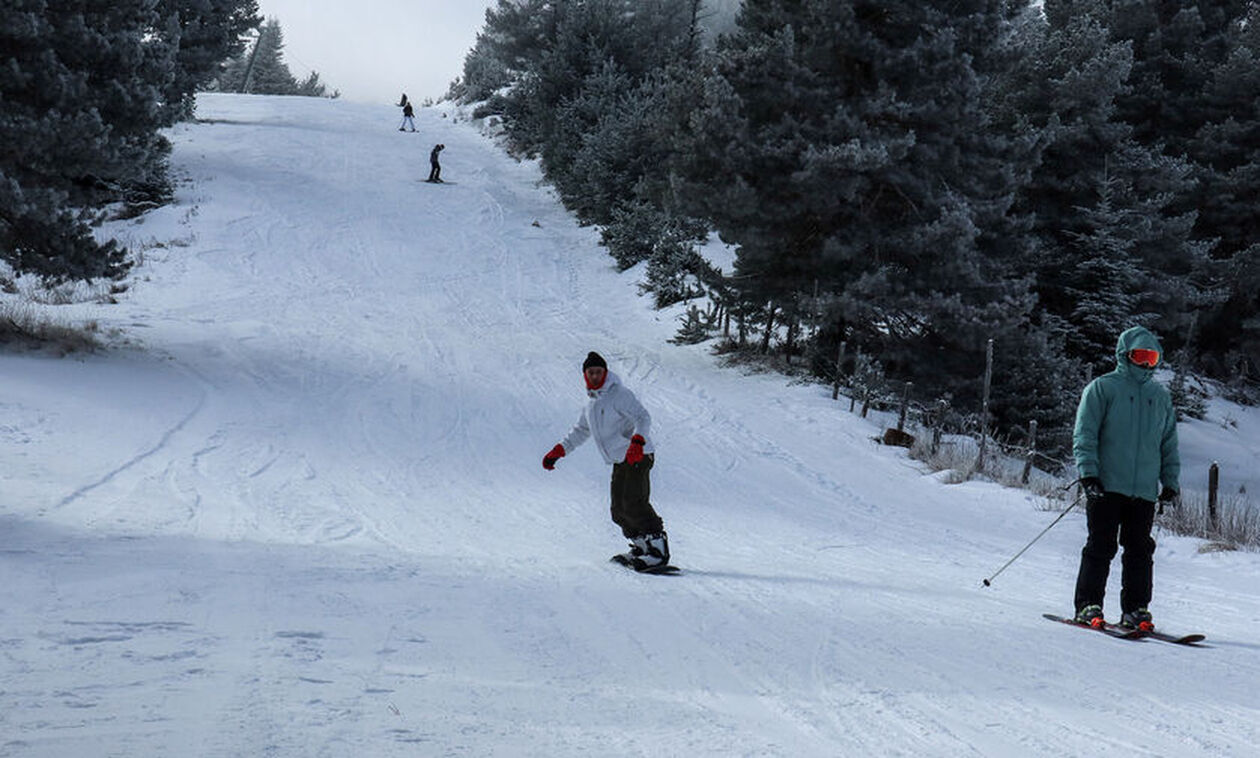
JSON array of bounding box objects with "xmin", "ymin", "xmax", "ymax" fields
[
  {"xmin": 1158, "ymin": 486, "xmax": 1179, "ymax": 504},
  {"xmin": 624, "ymin": 435, "xmax": 646, "ymax": 465},
  {"xmin": 1080, "ymin": 477, "xmax": 1105, "ymax": 501},
  {"xmin": 542, "ymin": 444, "xmax": 565, "ymax": 470}
]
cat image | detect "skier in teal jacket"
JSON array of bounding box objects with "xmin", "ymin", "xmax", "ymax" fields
[{"xmin": 1072, "ymin": 325, "xmax": 1180, "ymax": 631}]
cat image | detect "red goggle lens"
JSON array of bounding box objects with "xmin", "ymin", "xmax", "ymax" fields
[{"xmin": 1128, "ymin": 348, "xmax": 1160, "ymax": 368}]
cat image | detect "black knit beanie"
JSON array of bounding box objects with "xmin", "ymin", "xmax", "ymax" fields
[{"xmin": 582, "ymin": 351, "xmax": 607, "ymax": 371}]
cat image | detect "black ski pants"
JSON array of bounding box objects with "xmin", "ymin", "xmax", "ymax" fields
[
  {"xmin": 428, "ymin": 161, "xmax": 441, "ymax": 182},
  {"xmin": 1073, "ymin": 492, "xmax": 1156, "ymax": 614},
  {"xmin": 609, "ymin": 454, "xmax": 663, "ymax": 538}
]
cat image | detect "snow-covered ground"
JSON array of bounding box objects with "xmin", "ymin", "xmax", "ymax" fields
[{"xmin": 2, "ymin": 94, "xmax": 1259, "ymax": 757}]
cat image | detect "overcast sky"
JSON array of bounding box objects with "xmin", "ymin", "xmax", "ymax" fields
[{"xmin": 254, "ymin": 0, "xmax": 499, "ymax": 104}]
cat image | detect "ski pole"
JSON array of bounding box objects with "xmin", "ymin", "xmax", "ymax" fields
[{"xmin": 981, "ymin": 492, "xmax": 1084, "ymax": 587}]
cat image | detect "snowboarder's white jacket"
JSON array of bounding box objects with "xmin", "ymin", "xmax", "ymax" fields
[{"xmin": 559, "ymin": 371, "xmax": 654, "ymax": 465}]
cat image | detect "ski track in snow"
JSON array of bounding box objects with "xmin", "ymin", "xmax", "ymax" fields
[{"xmin": 2, "ymin": 95, "xmax": 1259, "ymax": 757}]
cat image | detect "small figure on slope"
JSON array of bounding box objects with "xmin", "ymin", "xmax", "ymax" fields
[
  {"xmin": 542, "ymin": 352, "xmax": 671, "ymax": 570},
  {"xmin": 427, "ymin": 143, "xmax": 445, "ymax": 182},
  {"xmin": 1072, "ymin": 325, "xmax": 1180, "ymax": 631},
  {"xmin": 399, "ymin": 100, "xmax": 416, "ymax": 132}
]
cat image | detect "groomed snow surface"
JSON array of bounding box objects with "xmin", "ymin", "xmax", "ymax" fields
[{"xmin": 3, "ymin": 94, "xmax": 1258, "ymax": 757}]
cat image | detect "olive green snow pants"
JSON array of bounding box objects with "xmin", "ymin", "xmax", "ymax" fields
[{"xmin": 609, "ymin": 454, "xmax": 663, "ymax": 538}]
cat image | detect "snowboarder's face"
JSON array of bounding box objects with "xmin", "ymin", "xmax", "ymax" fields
[{"xmin": 584, "ymin": 366, "xmax": 606, "ymax": 390}]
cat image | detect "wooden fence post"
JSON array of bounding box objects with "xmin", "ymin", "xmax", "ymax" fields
[
  {"xmin": 849, "ymin": 349, "xmax": 859, "ymax": 413},
  {"xmin": 1021, "ymin": 420, "xmax": 1038, "ymax": 485},
  {"xmin": 1208, "ymin": 462, "xmax": 1219, "ymax": 528},
  {"xmin": 930, "ymin": 398, "xmax": 946, "ymax": 456},
  {"xmin": 897, "ymin": 381, "xmax": 912, "ymax": 432},
  {"xmin": 832, "ymin": 341, "xmax": 847, "ymax": 401},
  {"xmin": 977, "ymin": 338, "xmax": 994, "ymax": 471}
]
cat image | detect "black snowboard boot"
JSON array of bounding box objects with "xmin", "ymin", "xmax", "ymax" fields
[
  {"xmin": 613, "ymin": 538, "xmax": 646, "ymax": 565},
  {"xmin": 632, "ymin": 532, "xmax": 669, "ymax": 569}
]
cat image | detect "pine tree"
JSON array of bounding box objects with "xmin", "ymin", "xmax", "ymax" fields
[
  {"xmin": 454, "ymin": 0, "xmax": 555, "ymax": 104},
  {"xmin": 992, "ymin": 1, "xmax": 1218, "ymax": 366},
  {"xmin": 1, "ymin": 0, "xmax": 176, "ymax": 281},
  {"xmin": 1186, "ymin": 4, "xmax": 1260, "ymax": 377},
  {"xmin": 1093, "ymin": 1, "xmax": 1253, "ymax": 372},
  {"xmin": 240, "ymin": 19, "xmax": 297, "ymax": 94},
  {"xmin": 216, "ymin": 17, "xmax": 331, "ymax": 97},
  {"xmin": 1104, "ymin": 0, "xmax": 1251, "ymax": 154},
  {"xmin": 156, "ymin": 0, "xmax": 261, "ymax": 120},
  {"xmin": 1063, "ymin": 173, "xmax": 1155, "ymax": 371},
  {"xmin": 1192, "ymin": 4, "xmax": 1260, "ymax": 262},
  {"xmin": 294, "ymin": 70, "xmax": 330, "ymax": 97},
  {"xmin": 676, "ymin": 0, "xmax": 1065, "ymax": 422}
]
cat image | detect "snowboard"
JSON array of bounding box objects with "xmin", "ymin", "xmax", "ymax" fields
[{"xmin": 610, "ymin": 554, "xmax": 681, "ymax": 575}]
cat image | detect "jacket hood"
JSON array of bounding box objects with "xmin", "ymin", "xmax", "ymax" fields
[{"xmin": 1114, "ymin": 326, "xmax": 1162, "ymax": 383}]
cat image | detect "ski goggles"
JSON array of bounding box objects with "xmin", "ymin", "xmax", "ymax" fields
[{"xmin": 1128, "ymin": 348, "xmax": 1161, "ymax": 368}]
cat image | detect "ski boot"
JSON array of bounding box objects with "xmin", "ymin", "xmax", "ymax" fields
[
  {"xmin": 1074, "ymin": 604, "xmax": 1105, "ymax": 629},
  {"xmin": 1120, "ymin": 608, "xmax": 1154, "ymax": 632}
]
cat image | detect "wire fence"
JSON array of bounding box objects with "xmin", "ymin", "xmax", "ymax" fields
[{"xmin": 825, "ymin": 347, "xmax": 1258, "ymax": 550}]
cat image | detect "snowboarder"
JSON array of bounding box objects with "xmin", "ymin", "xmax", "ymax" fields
[
  {"xmin": 542, "ymin": 352, "xmax": 670, "ymax": 570},
  {"xmin": 1071, "ymin": 325, "xmax": 1180, "ymax": 631},
  {"xmin": 427, "ymin": 144, "xmax": 444, "ymax": 182},
  {"xmin": 399, "ymin": 101, "xmax": 416, "ymax": 132}
]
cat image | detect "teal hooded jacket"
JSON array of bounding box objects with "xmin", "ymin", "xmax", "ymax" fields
[{"xmin": 1073, "ymin": 326, "xmax": 1180, "ymax": 502}]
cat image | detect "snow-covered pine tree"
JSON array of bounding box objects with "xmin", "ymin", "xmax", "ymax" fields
[
  {"xmin": 1185, "ymin": 4, "xmax": 1260, "ymax": 378},
  {"xmin": 676, "ymin": 0, "xmax": 1070, "ymax": 427},
  {"xmin": 453, "ymin": 0, "xmax": 553, "ymax": 105},
  {"xmin": 1, "ymin": 0, "xmax": 175, "ymax": 281},
  {"xmin": 239, "ymin": 19, "xmax": 297, "ymax": 94},
  {"xmin": 1063, "ymin": 174, "xmax": 1155, "ymax": 372},
  {"xmin": 1095, "ymin": 1, "xmax": 1253, "ymax": 373},
  {"xmin": 156, "ymin": 0, "xmax": 261, "ymax": 120},
  {"xmin": 294, "ymin": 70, "xmax": 331, "ymax": 98},
  {"xmin": 1104, "ymin": 0, "xmax": 1251, "ymax": 158},
  {"xmin": 1190, "ymin": 3, "xmax": 1259, "ymax": 264},
  {"xmin": 991, "ymin": 0, "xmax": 1218, "ymax": 367}
]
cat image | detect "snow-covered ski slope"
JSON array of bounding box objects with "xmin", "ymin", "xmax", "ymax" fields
[{"xmin": 3, "ymin": 94, "xmax": 1258, "ymax": 757}]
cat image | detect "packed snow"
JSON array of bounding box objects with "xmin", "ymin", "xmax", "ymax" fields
[{"xmin": 2, "ymin": 94, "xmax": 1258, "ymax": 757}]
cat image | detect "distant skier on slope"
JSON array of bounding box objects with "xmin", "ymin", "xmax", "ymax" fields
[
  {"xmin": 399, "ymin": 101, "xmax": 416, "ymax": 132},
  {"xmin": 1071, "ymin": 325, "xmax": 1180, "ymax": 631},
  {"xmin": 542, "ymin": 352, "xmax": 671, "ymax": 570},
  {"xmin": 427, "ymin": 143, "xmax": 444, "ymax": 182}
]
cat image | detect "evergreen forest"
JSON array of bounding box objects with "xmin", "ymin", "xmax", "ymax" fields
[{"xmin": 451, "ymin": 0, "xmax": 1260, "ymax": 451}]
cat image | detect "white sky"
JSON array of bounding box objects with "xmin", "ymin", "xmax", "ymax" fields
[{"xmin": 254, "ymin": 0, "xmax": 499, "ymax": 103}]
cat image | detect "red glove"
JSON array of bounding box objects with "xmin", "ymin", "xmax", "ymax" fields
[
  {"xmin": 542, "ymin": 444, "xmax": 565, "ymax": 470},
  {"xmin": 624, "ymin": 435, "xmax": 646, "ymax": 465}
]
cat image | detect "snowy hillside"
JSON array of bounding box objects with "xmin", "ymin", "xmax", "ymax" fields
[{"xmin": 2, "ymin": 94, "xmax": 1259, "ymax": 757}]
